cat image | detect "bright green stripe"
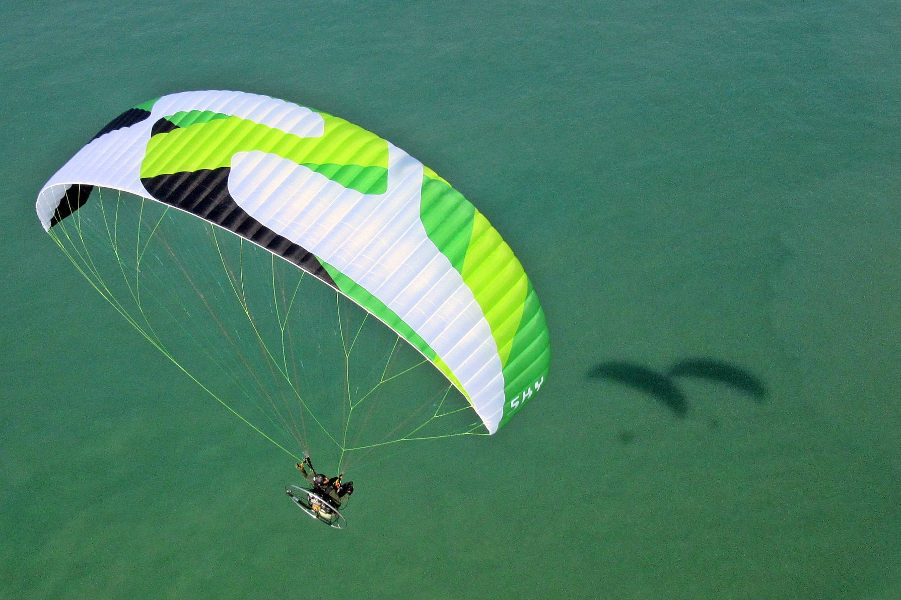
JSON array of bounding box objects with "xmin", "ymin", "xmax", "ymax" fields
[
  {"xmin": 166, "ymin": 110, "xmax": 230, "ymax": 128},
  {"xmin": 302, "ymin": 163, "xmax": 388, "ymax": 195},
  {"xmin": 497, "ymin": 283, "xmax": 550, "ymax": 429},
  {"xmin": 140, "ymin": 113, "xmax": 389, "ymax": 194},
  {"xmin": 423, "ymin": 165, "xmax": 448, "ymax": 184},
  {"xmin": 461, "ymin": 210, "xmax": 529, "ymax": 369},
  {"xmin": 419, "ymin": 175, "xmax": 545, "ymax": 424},
  {"xmin": 419, "ymin": 177, "xmax": 475, "ymax": 274}
]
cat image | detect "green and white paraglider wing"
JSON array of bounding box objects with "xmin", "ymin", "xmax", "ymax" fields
[{"xmin": 37, "ymin": 90, "xmax": 549, "ymax": 436}]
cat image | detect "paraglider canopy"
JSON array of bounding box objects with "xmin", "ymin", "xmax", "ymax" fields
[{"xmin": 37, "ymin": 91, "xmax": 549, "ymax": 478}]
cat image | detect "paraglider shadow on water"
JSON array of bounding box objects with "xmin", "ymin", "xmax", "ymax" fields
[
  {"xmin": 666, "ymin": 358, "xmax": 766, "ymax": 401},
  {"xmin": 587, "ymin": 362, "xmax": 688, "ymax": 417},
  {"xmin": 587, "ymin": 357, "xmax": 766, "ymax": 421}
]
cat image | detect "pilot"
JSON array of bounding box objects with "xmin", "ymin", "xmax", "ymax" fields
[{"xmin": 296, "ymin": 456, "xmax": 354, "ymax": 508}]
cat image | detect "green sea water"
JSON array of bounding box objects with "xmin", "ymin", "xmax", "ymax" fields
[{"xmin": 2, "ymin": 1, "xmax": 898, "ymax": 598}]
